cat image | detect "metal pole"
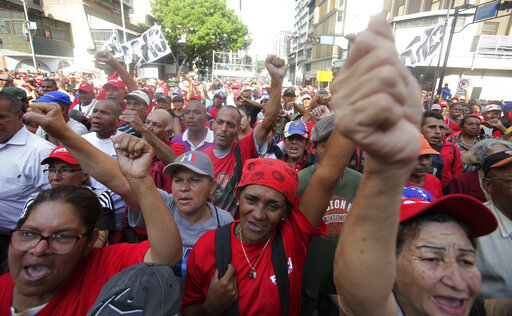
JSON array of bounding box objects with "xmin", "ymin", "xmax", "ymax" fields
[
  {"xmin": 21, "ymin": 0, "xmax": 37, "ymax": 72},
  {"xmin": 294, "ymin": 45, "xmax": 298, "ymax": 86},
  {"xmin": 429, "ymin": 0, "xmax": 454, "ymax": 108},
  {"xmin": 120, "ymin": 0, "xmax": 129, "ymax": 71},
  {"xmin": 437, "ymin": 7, "xmax": 459, "ymax": 96}
]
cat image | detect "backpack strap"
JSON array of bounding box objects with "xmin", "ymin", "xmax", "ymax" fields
[
  {"xmin": 215, "ymin": 224, "xmax": 240, "ymax": 316},
  {"xmin": 271, "ymin": 229, "xmax": 290, "ymax": 316}
]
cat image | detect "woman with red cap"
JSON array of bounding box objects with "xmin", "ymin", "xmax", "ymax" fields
[{"xmin": 182, "ymin": 128, "xmax": 354, "ymax": 314}]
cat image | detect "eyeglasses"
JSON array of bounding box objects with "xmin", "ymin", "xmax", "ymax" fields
[
  {"xmin": 43, "ymin": 168, "xmax": 82, "ymax": 176},
  {"xmin": 485, "ymin": 177, "xmax": 512, "ymax": 186},
  {"xmin": 10, "ymin": 229, "xmax": 88, "ymax": 254}
]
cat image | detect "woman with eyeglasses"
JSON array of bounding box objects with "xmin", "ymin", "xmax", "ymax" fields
[
  {"xmin": 0, "ymin": 134, "xmax": 182, "ymax": 315},
  {"xmin": 22, "ymin": 145, "xmax": 115, "ymax": 247}
]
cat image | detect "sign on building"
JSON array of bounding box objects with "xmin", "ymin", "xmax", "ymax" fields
[
  {"xmin": 317, "ymin": 71, "xmax": 333, "ymax": 82},
  {"xmin": 400, "ymin": 21, "xmax": 447, "ymax": 67},
  {"xmin": 474, "ymin": 0, "xmax": 499, "ymax": 22}
]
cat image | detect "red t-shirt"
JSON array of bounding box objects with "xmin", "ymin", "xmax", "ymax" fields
[
  {"xmin": 201, "ymin": 130, "xmax": 258, "ymax": 188},
  {"xmin": 444, "ymin": 117, "xmax": 461, "ymax": 132},
  {"xmin": 0, "ymin": 241, "xmax": 149, "ymax": 316},
  {"xmin": 406, "ymin": 173, "xmax": 443, "ymax": 199},
  {"xmin": 182, "ymin": 206, "xmax": 325, "ymax": 315}
]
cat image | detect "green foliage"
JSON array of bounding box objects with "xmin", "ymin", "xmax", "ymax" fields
[{"xmin": 152, "ymin": 0, "xmax": 251, "ymax": 72}]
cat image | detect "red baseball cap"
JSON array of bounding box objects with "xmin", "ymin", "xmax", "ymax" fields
[
  {"xmin": 189, "ymin": 93, "xmax": 202, "ymax": 101},
  {"xmin": 439, "ymin": 100, "xmax": 449, "ymax": 107},
  {"xmin": 399, "ymin": 194, "xmax": 497, "ymax": 237},
  {"xmin": 141, "ymin": 86, "xmax": 154, "ymax": 94},
  {"xmin": 78, "ymin": 82, "xmax": 94, "ymax": 92},
  {"xmin": 105, "ymin": 78, "xmax": 126, "ymax": 90},
  {"xmin": 230, "ymin": 82, "xmax": 241, "ymax": 90},
  {"xmin": 41, "ymin": 145, "xmax": 79, "ymax": 165}
]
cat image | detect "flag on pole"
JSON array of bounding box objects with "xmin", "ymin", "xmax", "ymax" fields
[{"xmin": 400, "ymin": 20, "xmax": 449, "ymax": 67}]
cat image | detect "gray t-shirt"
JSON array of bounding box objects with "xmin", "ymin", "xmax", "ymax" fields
[{"xmin": 128, "ymin": 189, "xmax": 234, "ymax": 291}]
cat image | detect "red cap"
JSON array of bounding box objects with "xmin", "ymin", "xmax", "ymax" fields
[
  {"xmin": 230, "ymin": 82, "xmax": 241, "ymax": 90},
  {"xmin": 35, "ymin": 78, "xmax": 42, "ymax": 86},
  {"xmin": 439, "ymin": 100, "xmax": 449, "ymax": 107},
  {"xmin": 190, "ymin": 93, "xmax": 202, "ymax": 101},
  {"xmin": 157, "ymin": 79, "xmax": 165, "ymax": 85},
  {"xmin": 78, "ymin": 82, "xmax": 94, "ymax": 92},
  {"xmin": 399, "ymin": 194, "xmax": 497, "ymax": 237},
  {"xmin": 41, "ymin": 145, "xmax": 79, "ymax": 165},
  {"xmin": 105, "ymin": 78, "xmax": 126, "ymax": 90},
  {"xmin": 141, "ymin": 86, "xmax": 154, "ymax": 94}
]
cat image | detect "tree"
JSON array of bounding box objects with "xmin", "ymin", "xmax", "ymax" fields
[{"xmin": 152, "ymin": 0, "xmax": 251, "ymax": 76}]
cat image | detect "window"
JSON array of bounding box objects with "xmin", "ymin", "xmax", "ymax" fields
[
  {"xmin": 431, "ymin": 0, "xmax": 441, "ymax": 10},
  {"xmin": 397, "ymin": 4, "xmax": 405, "ymax": 16},
  {"xmin": 453, "ymin": 0, "xmax": 466, "ymax": 7},
  {"xmin": 482, "ymin": 22, "xmax": 499, "ymax": 35}
]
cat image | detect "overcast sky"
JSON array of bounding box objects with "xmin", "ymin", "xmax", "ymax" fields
[{"xmin": 227, "ymin": 0, "xmax": 295, "ymax": 59}]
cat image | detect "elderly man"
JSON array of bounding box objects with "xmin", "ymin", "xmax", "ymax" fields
[
  {"xmin": 119, "ymin": 108, "xmax": 186, "ymax": 193},
  {"xmin": 33, "ymin": 91, "xmax": 88, "ymax": 144},
  {"xmin": 478, "ymin": 150, "xmax": 512, "ymax": 299},
  {"xmin": 481, "ymin": 103, "xmax": 507, "ymax": 137},
  {"xmin": 0, "ymin": 92, "xmax": 53, "ymax": 273},
  {"xmin": 118, "ymin": 90, "xmax": 151, "ymax": 137}
]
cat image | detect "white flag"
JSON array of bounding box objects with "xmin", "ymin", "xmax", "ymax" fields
[
  {"xmin": 105, "ymin": 25, "xmax": 171, "ymax": 67},
  {"xmin": 400, "ymin": 20, "xmax": 449, "ymax": 67}
]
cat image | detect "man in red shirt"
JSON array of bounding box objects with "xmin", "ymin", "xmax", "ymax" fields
[
  {"xmin": 202, "ymin": 56, "xmax": 284, "ymax": 214},
  {"xmin": 406, "ymin": 134, "xmax": 443, "ymax": 199},
  {"xmin": 421, "ymin": 111, "xmax": 463, "ymax": 193}
]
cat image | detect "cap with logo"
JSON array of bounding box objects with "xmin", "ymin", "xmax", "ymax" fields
[
  {"xmin": 32, "ymin": 91, "xmax": 72, "ymax": 106},
  {"xmin": 78, "ymin": 82, "xmax": 94, "ymax": 93},
  {"xmin": 284, "ymin": 120, "xmax": 308, "ymax": 139},
  {"xmin": 87, "ymin": 263, "xmax": 181, "ymax": 316},
  {"xmin": 104, "ymin": 78, "xmax": 126, "ymax": 91},
  {"xmin": 41, "ymin": 145, "xmax": 79, "ymax": 165},
  {"xmin": 163, "ymin": 151, "xmax": 215, "ymax": 180}
]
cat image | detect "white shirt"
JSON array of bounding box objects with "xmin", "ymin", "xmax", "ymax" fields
[
  {"xmin": 36, "ymin": 118, "xmax": 88, "ymax": 140},
  {"xmin": 0, "ymin": 127, "xmax": 54, "ymax": 235},
  {"xmin": 182, "ymin": 128, "xmax": 214, "ymax": 151},
  {"xmin": 82, "ymin": 130, "xmax": 126, "ymax": 228},
  {"xmin": 476, "ymin": 201, "xmax": 512, "ymax": 298},
  {"xmin": 76, "ymin": 99, "xmax": 98, "ymax": 118}
]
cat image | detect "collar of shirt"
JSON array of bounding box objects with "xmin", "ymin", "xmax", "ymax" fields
[
  {"xmin": 182, "ymin": 127, "xmax": 214, "ymax": 146},
  {"xmin": 282, "ymin": 151, "xmax": 307, "ymax": 173},
  {"xmin": 0, "ymin": 126, "xmax": 27, "ymax": 148},
  {"xmin": 487, "ymin": 201, "xmax": 512, "ymax": 238}
]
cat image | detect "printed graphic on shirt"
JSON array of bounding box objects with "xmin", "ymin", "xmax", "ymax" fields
[
  {"xmin": 322, "ymin": 195, "xmax": 352, "ymax": 241},
  {"xmin": 270, "ymin": 257, "xmax": 293, "ymax": 285}
]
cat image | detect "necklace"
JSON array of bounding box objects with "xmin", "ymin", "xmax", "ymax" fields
[{"xmin": 239, "ymin": 226, "xmax": 272, "ymax": 280}]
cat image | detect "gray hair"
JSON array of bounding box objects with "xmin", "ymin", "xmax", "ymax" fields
[{"xmin": 463, "ymin": 139, "xmax": 512, "ymax": 166}]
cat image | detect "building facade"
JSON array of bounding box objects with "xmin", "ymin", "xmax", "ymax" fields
[
  {"xmin": 0, "ymin": 0, "xmax": 74, "ymax": 72},
  {"xmin": 385, "ymin": 0, "xmax": 512, "ymax": 101}
]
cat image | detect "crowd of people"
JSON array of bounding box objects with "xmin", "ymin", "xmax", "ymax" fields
[{"xmin": 0, "ymin": 14, "xmax": 511, "ymax": 316}]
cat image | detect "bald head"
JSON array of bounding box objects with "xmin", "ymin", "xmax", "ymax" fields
[{"xmin": 145, "ymin": 109, "xmax": 173, "ymax": 141}]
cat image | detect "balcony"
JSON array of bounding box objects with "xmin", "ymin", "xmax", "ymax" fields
[{"xmin": 471, "ymin": 35, "xmax": 512, "ymax": 56}]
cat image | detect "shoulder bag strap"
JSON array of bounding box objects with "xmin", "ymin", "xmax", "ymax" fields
[
  {"xmin": 214, "ymin": 224, "xmax": 240, "ymax": 316},
  {"xmin": 271, "ymin": 229, "xmax": 290, "ymax": 316}
]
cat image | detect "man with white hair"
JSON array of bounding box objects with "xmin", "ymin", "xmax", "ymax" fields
[{"xmin": 119, "ymin": 108, "xmax": 185, "ymax": 193}]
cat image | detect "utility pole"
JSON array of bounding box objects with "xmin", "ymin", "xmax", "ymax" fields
[
  {"xmin": 120, "ymin": 0, "xmax": 130, "ymax": 71},
  {"xmin": 21, "ymin": 0, "xmax": 37, "ymax": 72},
  {"xmin": 437, "ymin": 7, "xmax": 459, "ymax": 95}
]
